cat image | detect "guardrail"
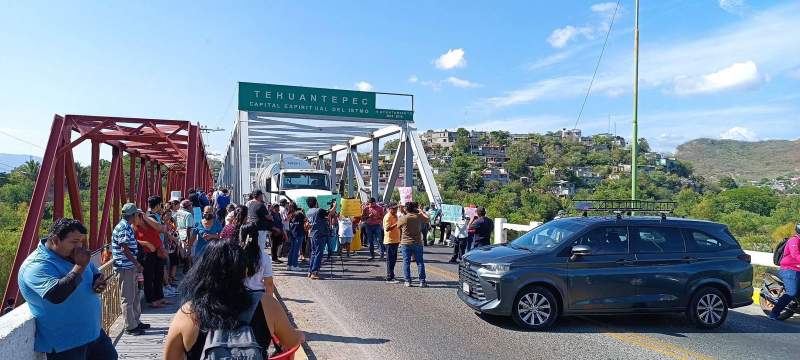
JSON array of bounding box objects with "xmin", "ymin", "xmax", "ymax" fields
[
  {"xmin": 98, "ymin": 260, "xmax": 121, "ymax": 334},
  {"xmin": 493, "ymin": 219, "xmax": 777, "ymax": 268}
]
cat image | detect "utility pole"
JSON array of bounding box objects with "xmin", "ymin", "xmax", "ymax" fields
[{"xmin": 631, "ymin": 0, "xmax": 640, "ymax": 202}]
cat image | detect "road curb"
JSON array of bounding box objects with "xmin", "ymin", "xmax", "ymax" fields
[{"xmin": 273, "ymin": 289, "xmax": 311, "ymax": 360}]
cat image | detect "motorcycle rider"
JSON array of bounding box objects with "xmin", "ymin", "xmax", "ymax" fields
[{"xmin": 769, "ymin": 223, "xmax": 800, "ymax": 320}]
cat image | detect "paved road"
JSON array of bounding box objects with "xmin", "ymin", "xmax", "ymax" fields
[{"xmin": 274, "ymin": 245, "xmax": 800, "ymax": 360}]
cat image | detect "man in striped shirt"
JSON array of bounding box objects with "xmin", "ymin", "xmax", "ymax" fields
[{"xmin": 112, "ymin": 203, "xmax": 148, "ymax": 336}]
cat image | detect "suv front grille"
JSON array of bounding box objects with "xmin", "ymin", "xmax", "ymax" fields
[{"xmin": 459, "ymin": 261, "xmax": 486, "ymax": 301}]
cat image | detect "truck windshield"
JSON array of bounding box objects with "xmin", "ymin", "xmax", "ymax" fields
[
  {"xmin": 281, "ymin": 173, "xmax": 329, "ymax": 190},
  {"xmin": 509, "ymin": 220, "xmax": 582, "ymax": 253}
]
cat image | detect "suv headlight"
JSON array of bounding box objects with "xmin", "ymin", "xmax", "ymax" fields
[{"xmin": 481, "ymin": 263, "xmax": 511, "ymax": 273}]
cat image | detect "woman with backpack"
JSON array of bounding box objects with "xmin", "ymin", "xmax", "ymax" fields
[
  {"xmin": 163, "ymin": 240, "xmax": 303, "ymax": 359},
  {"xmin": 769, "ymin": 223, "xmax": 800, "ymax": 320}
]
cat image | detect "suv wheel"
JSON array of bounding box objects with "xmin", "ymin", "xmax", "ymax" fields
[
  {"xmin": 687, "ymin": 287, "xmax": 728, "ymax": 329},
  {"xmin": 512, "ymin": 286, "xmax": 559, "ymax": 330}
]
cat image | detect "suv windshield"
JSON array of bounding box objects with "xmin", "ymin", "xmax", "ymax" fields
[
  {"xmin": 510, "ymin": 220, "xmax": 582, "ymax": 252},
  {"xmin": 281, "ymin": 172, "xmax": 329, "ymax": 190}
]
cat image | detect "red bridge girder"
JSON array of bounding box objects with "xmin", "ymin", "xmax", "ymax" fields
[{"xmin": 3, "ymin": 114, "xmax": 214, "ymax": 305}]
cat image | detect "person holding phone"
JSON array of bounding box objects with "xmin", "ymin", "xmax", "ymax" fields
[{"xmin": 19, "ymin": 218, "xmax": 118, "ymax": 359}]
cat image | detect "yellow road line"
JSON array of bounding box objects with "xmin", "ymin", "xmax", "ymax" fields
[
  {"xmin": 426, "ymin": 264, "xmax": 459, "ymax": 281},
  {"xmin": 603, "ymin": 332, "xmax": 715, "ymax": 360}
]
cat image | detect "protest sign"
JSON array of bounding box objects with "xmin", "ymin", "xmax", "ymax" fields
[
  {"xmin": 398, "ymin": 187, "xmax": 413, "ymax": 205},
  {"xmin": 440, "ymin": 204, "xmax": 464, "ymax": 223},
  {"xmin": 340, "ymin": 198, "xmax": 362, "ymax": 217}
]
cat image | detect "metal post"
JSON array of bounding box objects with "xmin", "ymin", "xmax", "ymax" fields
[
  {"xmin": 238, "ymin": 112, "xmax": 251, "ymax": 199},
  {"xmin": 371, "ymin": 137, "xmax": 380, "ymax": 200},
  {"xmin": 631, "ymin": 0, "xmax": 639, "ymax": 202},
  {"xmin": 128, "ymin": 155, "xmax": 136, "ymax": 203},
  {"xmin": 185, "ymin": 124, "xmax": 199, "ymax": 196},
  {"xmin": 53, "ymin": 133, "xmax": 66, "ymax": 219},
  {"xmin": 64, "ymin": 149, "xmax": 84, "ymax": 222},
  {"xmin": 330, "ymin": 150, "xmax": 338, "ymax": 193},
  {"xmin": 97, "ymin": 148, "xmax": 122, "ymax": 250},
  {"xmin": 4, "ymin": 115, "xmax": 66, "ymax": 304},
  {"xmin": 404, "ymin": 129, "xmax": 414, "ymax": 188},
  {"xmin": 90, "ymin": 140, "xmax": 100, "ymax": 249}
]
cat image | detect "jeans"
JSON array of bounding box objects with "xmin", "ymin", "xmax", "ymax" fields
[
  {"xmin": 238, "ymin": 290, "xmax": 265, "ymax": 323},
  {"xmin": 465, "ymin": 234, "xmax": 475, "ymax": 252},
  {"xmin": 772, "ymin": 269, "xmax": 800, "ymax": 316},
  {"xmin": 287, "ymin": 233, "xmax": 303, "ymax": 268},
  {"xmin": 309, "ymin": 236, "xmax": 328, "ymax": 274},
  {"xmin": 46, "ymin": 331, "xmax": 117, "ymax": 360},
  {"xmin": 385, "ymin": 243, "xmax": 399, "ymax": 280},
  {"xmin": 401, "ymin": 244, "xmax": 426, "ymax": 283},
  {"xmin": 142, "ymin": 253, "xmax": 163, "ymax": 303},
  {"xmin": 365, "ymin": 224, "xmax": 384, "ymax": 258}
]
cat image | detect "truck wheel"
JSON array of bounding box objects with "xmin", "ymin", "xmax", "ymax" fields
[
  {"xmin": 511, "ymin": 286, "xmax": 559, "ymax": 330},
  {"xmin": 687, "ymin": 287, "xmax": 728, "ymax": 329}
]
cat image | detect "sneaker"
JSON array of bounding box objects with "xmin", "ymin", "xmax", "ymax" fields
[
  {"xmin": 404, "ymin": 282, "xmax": 412, "ymax": 287},
  {"xmin": 125, "ymin": 328, "xmax": 145, "ymax": 336},
  {"xmin": 420, "ymin": 281, "xmax": 428, "ymax": 288},
  {"xmin": 309, "ymin": 273, "xmax": 321, "ymax": 280},
  {"xmin": 137, "ymin": 322, "xmax": 151, "ymax": 329},
  {"xmin": 273, "ymin": 259, "xmax": 284, "ymax": 264},
  {"xmin": 386, "ymin": 279, "xmax": 401, "ymax": 284}
]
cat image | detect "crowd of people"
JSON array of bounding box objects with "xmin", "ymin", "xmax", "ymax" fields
[{"xmin": 15, "ymin": 184, "xmax": 495, "ymax": 359}]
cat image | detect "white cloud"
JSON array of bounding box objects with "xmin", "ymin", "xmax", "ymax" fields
[
  {"xmin": 719, "ymin": 0, "xmax": 747, "ymax": 15},
  {"xmin": 434, "ymin": 48, "xmax": 467, "ymax": 70},
  {"xmin": 547, "ymin": 26, "xmax": 583, "ymax": 48},
  {"xmin": 444, "ymin": 76, "xmax": 482, "ymax": 88},
  {"xmin": 487, "ymin": 3, "xmax": 800, "ymax": 106},
  {"xmin": 720, "ymin": 126, "xmax": 758, "ymax": 141},
  {"xmin": 546, "ymin": 2, "xmax": 621, "ymax": 48},
  {"xmin": 673, "ymin": 61, "xmax": 762, "ymax": 95},
  {"xmin": 591, "ymin": 2, "xmax": 618, "ymax": 13},
  {"xmin": 354, "ymin": 81, "xmax": 373, "ymax": 91},
  {"xmin": 408, "ymin": 75, "xmax": 419, "ymax": 83},
  {"xmin": 526, "ymin": 50, "xmax": 574, "ymax": 71}
]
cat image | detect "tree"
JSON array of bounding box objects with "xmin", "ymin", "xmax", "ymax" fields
[
  {"xmin": 637, "ymin": 138, "xmax": 651, "ymax": 153},
  {"xmin": 452, "ymin": 128, "xmax": 470, "ymax": 155},
  {"xmin": 382, "ymin": 139, "xmax": 400, "ymax": 154},
  {"xmin": 716, "ymin": 187, "xmax": 779, "ymax": 216},
  {"xmin": 505, "ymin": 140, "xmax": 540, "ymax": 179},
  {"xmin": 718, "ymin": 176, "xmax": 738, "ymax": 190}
]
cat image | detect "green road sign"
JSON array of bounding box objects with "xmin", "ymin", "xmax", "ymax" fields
[{"xmin": 238, "ymin": 82, "xmax": 413, "ymax": 121}]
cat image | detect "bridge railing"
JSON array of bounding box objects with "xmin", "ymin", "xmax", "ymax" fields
[{"xmin": 98, "ymin": 261, "xmax": 121, "ymax": 334}]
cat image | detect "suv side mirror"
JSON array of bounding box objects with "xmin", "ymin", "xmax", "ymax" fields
[{"xmin": 571, "ymin": 245, "xmax": 591, "ymax": 259}]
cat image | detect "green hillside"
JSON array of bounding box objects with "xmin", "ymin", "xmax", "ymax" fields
[{"xmin": 676, "ymin": 138, "xmax": 800, "ymax": 181}]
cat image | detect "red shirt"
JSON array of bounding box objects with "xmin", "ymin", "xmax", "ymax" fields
[
  {"xmin": 134, "ymin": 224, "xmax": 162, "ymax": 253},
  {"xmin": 362, "ymin": 204, "xmax": 385, "ymax": 226}
]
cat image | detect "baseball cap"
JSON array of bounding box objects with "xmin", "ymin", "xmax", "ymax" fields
[
  {"xmin": 121, "ymin": 203, "xmax": 141, "ymax": 217},
  {"xmin": 180, "ymin": 199, "xmax": 193, "ymax": 209}
]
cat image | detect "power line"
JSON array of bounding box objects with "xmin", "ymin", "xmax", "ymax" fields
[
  {"xmin": 0, "ymin": 129, "xmax": 45, "ymax": 150},
  {"xmin": 573, "ymin": 0, "xmax": 621, "ymax": 130}
]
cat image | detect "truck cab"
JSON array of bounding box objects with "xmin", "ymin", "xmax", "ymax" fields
[{"xmin": 254, "ymin": 157, "xmax": 333, "ymax": 203}]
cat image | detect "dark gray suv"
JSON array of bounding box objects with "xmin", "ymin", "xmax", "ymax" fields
[{"xmin": 457, "ymin": 216, "xmax": 753, "ymax": 330}]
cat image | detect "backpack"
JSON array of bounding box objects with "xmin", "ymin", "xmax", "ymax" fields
[
  {"xmin": 201, "ymin": 325, "xmax": 264, "ymax": 360},
  {"xmin": 773, "ymin": 237, "xmax": 789, "ymax": 266}
]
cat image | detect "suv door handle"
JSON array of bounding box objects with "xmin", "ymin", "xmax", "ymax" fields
[
  {"xmin": 615, "ymin": 259, "xmax": 635, "ymax": 265},
  {"xmin": 683, "ymin": 256, "xmax": 698, "ymax": 263}
]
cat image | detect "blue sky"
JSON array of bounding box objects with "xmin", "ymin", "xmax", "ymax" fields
[{"xmin": 1, "ymin": 0, "xmax": 799, "ymax": 163}]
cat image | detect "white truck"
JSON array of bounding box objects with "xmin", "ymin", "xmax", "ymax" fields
[{"xmin": 253, "ymin": 157, "xmax": 333, "ymax": 204}]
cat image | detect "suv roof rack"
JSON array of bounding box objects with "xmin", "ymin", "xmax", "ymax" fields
[{"xmin": 572, "ymin": 199, "xmax": 677, "ymax": 217}]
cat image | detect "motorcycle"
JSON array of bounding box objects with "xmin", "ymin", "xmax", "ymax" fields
[{"xmin": 760, "ymin": 269, "xmax": 799, "ymax": 320}]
